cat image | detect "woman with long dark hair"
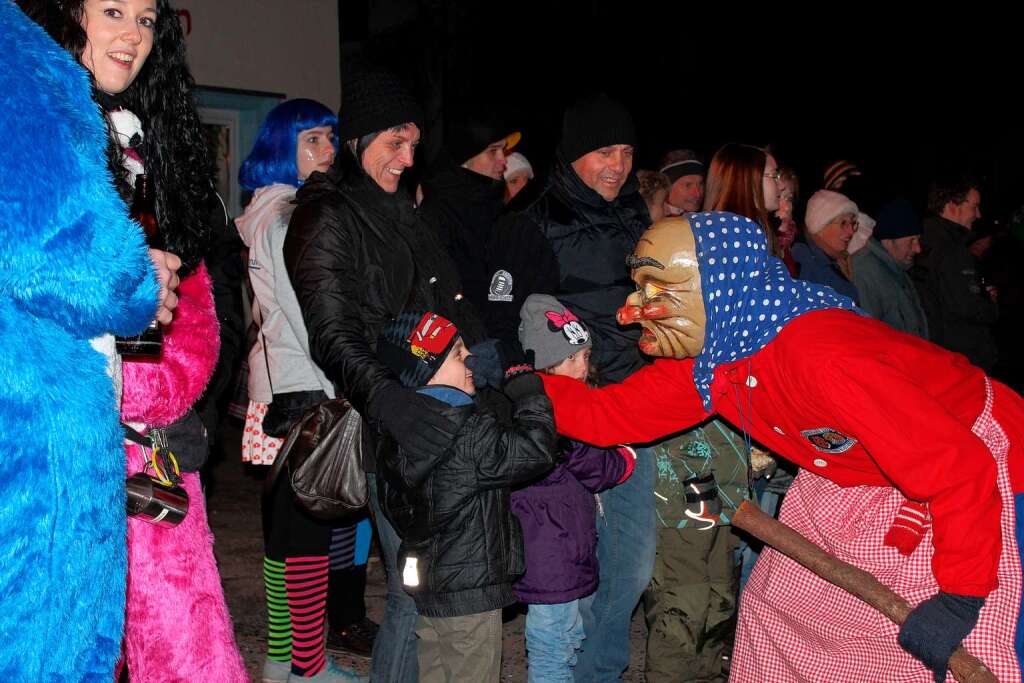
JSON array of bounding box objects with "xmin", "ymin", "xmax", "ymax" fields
[{"xmin": 17, "ymin": 0, "xmax": 246, "ymax": 680}]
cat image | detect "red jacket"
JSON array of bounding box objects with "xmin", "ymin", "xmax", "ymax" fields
[{"xmin": 541, "ymin": 308, "xmax": 1008, "ymax": 597}]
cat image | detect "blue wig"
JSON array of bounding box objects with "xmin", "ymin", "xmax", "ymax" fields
[{"xmin": 239, "ymin": 98, "xmax": 337, "ymax": 190}]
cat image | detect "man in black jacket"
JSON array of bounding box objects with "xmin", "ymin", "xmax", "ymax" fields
[
  {"xmin": 419, "ymin": 112, "xmax": 521, "ymax": 314},
  {"xmin": 284, "ymin": 67, "xmax": 482, "ymax": 683},
  {"xmin": 912, "ymin": 176, "xmax": 998, "ymax": 370},
  {"xmin": 485, "ymin": 94, "xmax": 656, "ymax": 681}
]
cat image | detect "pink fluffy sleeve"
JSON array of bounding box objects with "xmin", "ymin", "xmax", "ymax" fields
[{"xmin": 121, "ymin": 262, "xmax": 220, "ymax": 426}]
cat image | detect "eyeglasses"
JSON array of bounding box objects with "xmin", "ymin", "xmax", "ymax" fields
[{"xmin": 764, "ymin": 170, "xmax": 782, "ymax": 182}]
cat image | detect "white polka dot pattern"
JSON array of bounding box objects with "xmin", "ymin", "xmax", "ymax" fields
[{"xmin": 689, "ymin": 211, "xmax": 858, "ymax": 409}]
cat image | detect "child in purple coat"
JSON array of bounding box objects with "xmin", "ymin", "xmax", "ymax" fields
[{"xmin": 513, "ymin": 294, "xmax": 636, "ymax": 682}]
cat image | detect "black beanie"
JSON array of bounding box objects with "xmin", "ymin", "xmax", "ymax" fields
[
  {"xmin": 873, "ymin": 199, "xmax": 923, "ymax": 241},
  {"xmin": 338, "ymin": 68, "xmax": 424, "ymax": 142},
  {"xmin": 445, "ymin": 111, "xmax": 520, "ymax": 166},
  {"xmin": 377, "ymin": 311, "xmax": 460, "ymax": 388},
  {"xmin": 557, "ymin": 94, "xmax": 637, "ymax": 163}
]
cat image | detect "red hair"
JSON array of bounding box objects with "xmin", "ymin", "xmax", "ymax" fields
[{"xmin": 703, "ymin": 143, "xmax": 779, "ymax": 256}]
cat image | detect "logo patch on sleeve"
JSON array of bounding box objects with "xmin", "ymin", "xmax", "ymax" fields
[
  {"xmin": 488, "ymin": 269, "xmax": 514, "ymax": 302},
  {"xmin": 800, "ymin": 427, "xmax": 857, "ymax": 454}
]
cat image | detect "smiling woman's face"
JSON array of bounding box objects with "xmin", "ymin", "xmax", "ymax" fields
[{"xmin": 79, "ymin": 0, "xmax": 158, "ymax": 95}]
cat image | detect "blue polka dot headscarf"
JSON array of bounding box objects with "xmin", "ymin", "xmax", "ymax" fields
[{"xmin": 689, "ymin": 211, "xmax": 858, "ymax": 409}]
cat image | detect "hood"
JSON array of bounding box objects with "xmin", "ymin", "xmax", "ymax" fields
[
  {"xmin": 689, "ymin": 212, "xmax": 860, "ymax": 408},
  {"xmin": 235, "ymin": 183, "xmax": 296, "ymax": 248}
]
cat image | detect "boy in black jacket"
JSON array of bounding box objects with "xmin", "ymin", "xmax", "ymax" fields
[{"xmin": 375, "ymin": 310, "xmax": 555, "ymax": 682}]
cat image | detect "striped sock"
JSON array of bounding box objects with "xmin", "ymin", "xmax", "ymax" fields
[
  {"xmin": 286, "ymin": 555, "xmax": 330, "ymax": 677},
  {"xmin": 329, "ymin": 525, "xmax": 357, "ymax": 571},
  {"xmin": 264, "ymin": 557, "xmax": 291, "ymax": 662}
]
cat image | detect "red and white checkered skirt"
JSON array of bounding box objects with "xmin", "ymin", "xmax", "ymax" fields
[{"xmin": 732, "ymin": 379, "xmax": 1021, "ymax": 682}]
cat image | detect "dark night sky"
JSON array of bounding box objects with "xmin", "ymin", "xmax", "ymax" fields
[{"xmin": 342, "ymin": 2, "xmax": 1022, "ymax": 222}]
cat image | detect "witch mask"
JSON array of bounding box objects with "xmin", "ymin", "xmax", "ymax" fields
[{"xmin": 619, "ymin": 217, "xmax": 706, "ymax": 359}]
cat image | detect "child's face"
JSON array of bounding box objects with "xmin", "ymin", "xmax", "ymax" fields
[
  {"xmin": 548, "ymin": 347, "xmax": 592, "ymax": 382},
  {"xmin": 427, "ymin": 338, "xmax": 475, "ymax": 395}
]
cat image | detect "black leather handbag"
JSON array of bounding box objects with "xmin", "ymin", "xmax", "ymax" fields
[{"xmin": 264, "ymin": 399, "xmax": 369, "ymax": 520}]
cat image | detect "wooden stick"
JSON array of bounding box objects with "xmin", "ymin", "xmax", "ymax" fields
[{"xmin": 732, "ymin": 500, "xmax": 997, "ymax": 683}]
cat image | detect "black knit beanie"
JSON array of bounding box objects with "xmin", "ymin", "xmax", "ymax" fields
[
  {"xmin": 445, "ymin": 111, "xmax": 520, "ymax": 166},
  {"xmin": 377, "ymin": 311, "xmax": 460, "ymax": 388},
  {"xmin": 557, "ymin": 94, "xmax": 637, "ymax": 163},
  {"xmin": 338, "ymin": 67, "xmax": 424, "ymax": 142}
]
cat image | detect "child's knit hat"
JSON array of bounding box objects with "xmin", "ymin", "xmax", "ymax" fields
[
  {"xmin": 377, "ymin": 310, "xmax": 459, "ymax": 387},
  {"xmin": 518, "ymin": 294, "xmax": 591, "ymax": 370}
]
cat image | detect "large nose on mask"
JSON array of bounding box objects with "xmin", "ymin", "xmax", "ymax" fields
[{"xmin": 617, "ymin": 290, "xmax": 644, "ymax": 325}]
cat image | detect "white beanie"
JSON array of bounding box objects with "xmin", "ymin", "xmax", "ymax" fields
[
  {"xmin": 805, "ymin": 190, "xmax": 857, "ymax": 233},
  {"xmin": 805, "ymin": 190, "xmax": 874, "ymax": 254},
  {"xmin": 504, "ymin": 151, "xmax": 534, "ymax": 180}
]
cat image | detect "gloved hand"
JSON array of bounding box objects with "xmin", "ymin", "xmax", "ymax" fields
[
  {"xmin": 898, "ymin": 591, "xmax": 984, "ymax": 682},
  {"xmin": 369, "ymin": 383, "xmax": 460, "ymax": 460},
  {"xmin": 466, "ymin": 339, "xmax": 503, "ymax": 389},
  {"xmin": 466, "ymin": 339, "xmax": 534, "ymax": 388}
]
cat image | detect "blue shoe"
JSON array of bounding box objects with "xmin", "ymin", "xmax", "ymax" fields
[{"xmin": 288, "ymin": 659, "xmax": 368, "ymax": 683}]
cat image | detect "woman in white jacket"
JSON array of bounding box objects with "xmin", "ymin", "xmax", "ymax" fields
[{"xmin": 237, "ymin": 99, "xmax": 371, "ymax": 683}]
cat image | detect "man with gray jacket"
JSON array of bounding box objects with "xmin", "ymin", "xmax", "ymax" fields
[{"xmin": 852, "ymin": 199, "xmax": 929, "ymax": 338}]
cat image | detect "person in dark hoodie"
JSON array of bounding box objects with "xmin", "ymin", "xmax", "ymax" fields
[
  {"xmin": 485, "ymin": 94, "xmax": 655, "ymax": 681},
  {"xmin": 284, "ymin": 66, "xmax": 484, "ymax": 683},
  {"xmin": 513, "ymin": 294, "xmax": 635, "ymax": 682},
  {"xmin": 419, "ymin": 112, "xmax": 521, "ymax": 313},
  {"xmin": 375, "ymin": 310, "xmax": 555, "ymax": 682}
]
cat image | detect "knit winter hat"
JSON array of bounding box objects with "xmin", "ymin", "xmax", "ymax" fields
[
  {"xmin": 873, "ymin": 199, "xmax": 923, "ymax": 241},
  {"xmin": 445, "ymin": 111, "xmax": 520, "ymax": 166},
  {"xmin": 557, "ymin": 94, "xmax": 637, "ymax": 163},
  {"xmin": 660, "ymin": 159, "xmax": 705, "ymax": 183},
  {"xmin": 823, "ymin": 160, "xmax": 861, "ymax": 191},
  {"xmin": 504, "ymin": 152, "xmax": 533, "ymax": 180},
  {"xmin": 518, "ymin": 294, "xmax": 592, "ymax": 370},
  {"xmin": 805, "ymin": 190, "xmax": 859, "ymax": 234},
  {"xmin": 806, "ymin": 190, "xmax": 874, "ymax": 254},
  {"xmin": 338, "ymin": 67, "xmax": 424, "ymax": 142},
  {"xmin": 377, "ymin": 311, "xmax": 460, "ymax": 388}
]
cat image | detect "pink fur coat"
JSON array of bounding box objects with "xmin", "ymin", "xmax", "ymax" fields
[{"xmin": 120, "ymin": 263, "xmax": 247, "ymax": 682}]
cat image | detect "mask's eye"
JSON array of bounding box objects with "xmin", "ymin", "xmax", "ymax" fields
[{"xmin": 642, "ymin": 282, "xmax": 666, "ymax": 301}]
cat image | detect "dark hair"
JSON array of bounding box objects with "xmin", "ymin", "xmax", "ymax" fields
[
  {"xmin": 927, "ymin": 175, "xmax": 980, "ymax": 216},
  {"xmin": 703, "ymin": 143, "xmax": 779, "ymax": 256},
  {"xmin": 19, "ymin": 0, "xmax": 217, "ymax": 275},
  {"xmin": 239, "ymin": 99, "xmax": 337, "ymax": 191}
]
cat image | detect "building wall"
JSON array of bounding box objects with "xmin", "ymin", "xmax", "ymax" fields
[{"xmin": 176, "ymin": 0, "xmax": 340, "ymax": 110}]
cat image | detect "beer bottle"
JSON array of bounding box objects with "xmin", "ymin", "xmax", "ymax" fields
[{"xmin": 116, "ymin": 174, "xmax": 164, "ymax": 357}]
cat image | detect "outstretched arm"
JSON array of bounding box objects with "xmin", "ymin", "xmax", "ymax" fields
[{"xmin": 539, "ymin": 358, "xmax": 711, "ymax": 446}]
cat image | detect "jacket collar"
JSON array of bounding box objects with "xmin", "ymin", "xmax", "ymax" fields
[
  {"xmin": 865, "ymin": 237, "xmax": 906, "ymax": 275},
  {"xmin": 548, "ymin": 155, "xmax": 640, "ymax": 213},
  {"xmin": 927, "ymin": 214, "xmax": 972, "ymax": 245}
]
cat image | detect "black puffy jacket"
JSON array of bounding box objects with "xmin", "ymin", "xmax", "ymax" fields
[
  {"xmin": 484, "ymin": 157, "xmax": 650, "ymax": 383},
  {"xmin": 419, "ymin": 153, "xmax": 507, "ymax": 315},
  {"xmin": 283, "ymin": 154, "xmax": 483, "ymax": 469},
  {"xmin": 377, "ymin": 374, "xmax": 555, "ymax": 617}
]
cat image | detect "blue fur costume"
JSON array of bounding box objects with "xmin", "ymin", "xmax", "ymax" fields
[{"xmin": 0, "ymin": 2, "xmax": 158, "ymax": 679}]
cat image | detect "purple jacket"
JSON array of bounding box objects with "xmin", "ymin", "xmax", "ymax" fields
[{"xmin": 511, "ymin": 440, "xmax": 634, "ymax": 604}]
